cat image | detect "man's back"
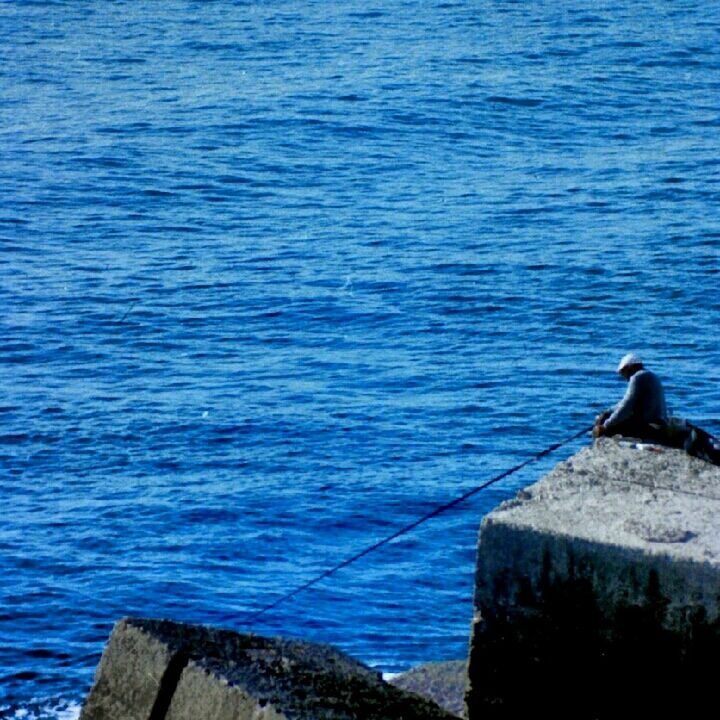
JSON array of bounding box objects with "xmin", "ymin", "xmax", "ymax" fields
[{"xmin": 604, "ymin": 368, "xmax": 667, "ymax": 433}]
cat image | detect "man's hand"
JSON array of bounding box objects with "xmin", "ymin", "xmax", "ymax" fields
[{"xmin": 593, "ymin": 410, "xmax": 611, "ymax": 438}]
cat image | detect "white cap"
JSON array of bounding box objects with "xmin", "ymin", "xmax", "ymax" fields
[{"xmin": 617, "ymin": 352, "xmax": 643, "ymax": 373}]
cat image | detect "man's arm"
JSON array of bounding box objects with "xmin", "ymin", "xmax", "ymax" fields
[
  {"xmin": 602, "ymin": 376, "xmax": 639, "ymax": 433},
  {"xmin": 593, "ymin": 409, "xmax": 612, "ymax": 438}
]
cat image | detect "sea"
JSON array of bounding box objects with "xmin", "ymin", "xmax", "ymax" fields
[{"xmin": 2, "ymin": 0, "xmax": 719, "ymax": 717}]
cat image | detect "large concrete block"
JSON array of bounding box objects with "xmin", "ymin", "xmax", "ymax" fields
[
  {"xmin": 165, "ymin": 660, "xmax": 287, "ymax": 720},
  {"xmin": 82, "ymin": 618, "xmax": 458, "ymax": 720},
  {"xmin": 466, "ymin": 438, "xmax": 720, "ymax": 719},
  {"xmin": 80, "ymin": 618, "xmax": 184, "ymax": 720},
  {"xmin": 388, "ymin": 661, "xmax": 467, "ymax": 718}
]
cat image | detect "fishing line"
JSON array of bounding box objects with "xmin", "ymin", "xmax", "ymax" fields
[
  {"xmin": 240, "ymin": 424, "xmax": 593, "ymax": 626},
  {"xmin": 118, "ymin": 299, "xmax": 139, "ymax": 323}
]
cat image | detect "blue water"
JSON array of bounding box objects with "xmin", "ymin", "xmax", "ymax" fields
[{"xmin": 2, "ymin": 0, "xmax": 719, "ymax": 716}]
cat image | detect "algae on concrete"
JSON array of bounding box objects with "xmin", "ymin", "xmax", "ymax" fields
[{"xmin": 466, "ymin": 438, "xmax": 720, "ymax": 719}]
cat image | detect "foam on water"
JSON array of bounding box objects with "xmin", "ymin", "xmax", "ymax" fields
[{"xmin": 0, "ymin": 700, "xmax": 80, "ymax": 720}]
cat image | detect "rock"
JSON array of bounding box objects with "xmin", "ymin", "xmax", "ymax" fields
[
  {"xmin": 466, "ymin": 438, "xmax": 720, "ymax": 719},
  {"xmin": 388, "ymin": 661, "xmax": 467, "ymax": 718},
  {"xmin": 81, "ymin": 618, "xmax": 457, "ymax": 720},
  {"xmin": 79, "ymin": 618, "xmax": 181, "ymax": 720}
]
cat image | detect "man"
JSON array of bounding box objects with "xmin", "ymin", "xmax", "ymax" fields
[{"xmin": 593, "ymin": 353, "xmax": 668, "ymax": 441}]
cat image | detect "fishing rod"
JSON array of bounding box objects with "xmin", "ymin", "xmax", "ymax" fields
[{"xmin": 240, "ymin": 424, "xmax": 593, "ymax": 626}]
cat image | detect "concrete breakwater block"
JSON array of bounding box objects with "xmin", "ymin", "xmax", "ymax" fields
[
  {"xmin": 388, "ymin": 661, "xmax": 467, "ymax": 718},
  {"xmin": 80, "ymin": 618, "xmax": 457, "ymax": 720},
  {"xmin": 466, "ymin": 438, "xmax": 720, "ymax": 719}
]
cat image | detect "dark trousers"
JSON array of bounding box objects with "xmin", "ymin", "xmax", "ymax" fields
[{"xmin": 605, "ymin": 419, "xmax": 666, "ymax": 443}]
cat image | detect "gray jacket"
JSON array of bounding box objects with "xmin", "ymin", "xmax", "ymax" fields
[{"xmin": 603, "ymin": 368, "xmax": 668, "ymax": 432}]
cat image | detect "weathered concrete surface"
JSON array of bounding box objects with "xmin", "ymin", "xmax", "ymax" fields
[
  {"xmin": 388, "ymin": 661, "xmax": 466, "ymax": 718},
  {"xmin": 79, "ymin": 619, "xmax": 180, "ymax": 720},
  {"xmin": 466, "ymin": 438, "xmax": 720, "ymax": 719},
  {"xmin": 81, "ymin": 618, "xmax": 457, "ymax": 720}
]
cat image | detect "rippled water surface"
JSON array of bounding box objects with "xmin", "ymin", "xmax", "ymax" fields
[{"xmin": 2, "ymin": 0, "xmax": 719, "ymax": 716}]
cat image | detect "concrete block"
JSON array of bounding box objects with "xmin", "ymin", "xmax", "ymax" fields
[
  {"xmin": 80, "ymin": 618, "xmax": 184, "ymax": 720},
  {"xmin": 166, "ymin": 661, "xmax": 287, "ymax": 720},
  {"xmin": 81, "ymin": 618, "xmax": 457, "ymax": 720},
  {"xmin": 466, "ymin": 438, "xmax": 720, "ymax": 719},
  {"xmin": 388, "ymin": 661, "xmax": 466, "ymax": 718}
]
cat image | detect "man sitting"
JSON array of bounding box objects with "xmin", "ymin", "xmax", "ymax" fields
[{"xmin": 593, "ymin": 353, "xmax": 668, "ymax": 442}]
